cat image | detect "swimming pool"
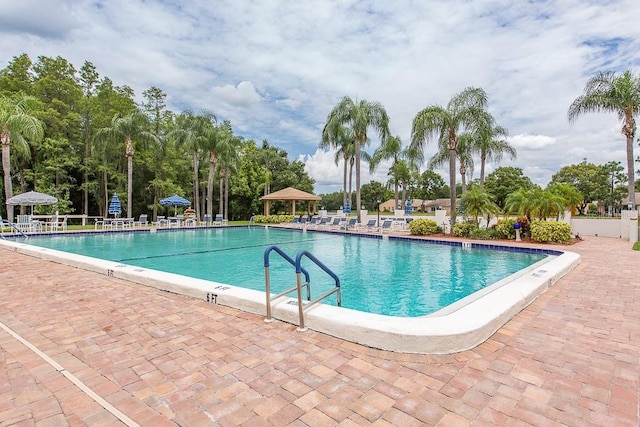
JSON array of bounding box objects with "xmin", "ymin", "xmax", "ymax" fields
[
  {"xmin": 26, "ymin": 227, "xmax": 546, "ymax": 316},
  {"xmin": 1, "ymin": 227, "xmax": 580, "ymax": 353}
]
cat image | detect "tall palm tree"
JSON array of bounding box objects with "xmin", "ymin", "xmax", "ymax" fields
[
  {"xmin": 409, "ymin": 87, "xmax": 488, "ymax": 228},
  {"xmin": 95, "ymin": 112, "xmax": 157, "ymax": 218},
  {"xmin": 0, "ymin": 94, "xmax": 44, "ymax": 221},
  {"xmin": 475, "ymin": 122, "xmax": 514, "ymax": 185},
  {"xmin": 170, "ymin": 111, "xmax": 215, "ymax": 219},
  {"xmin": 370, "ymin": 135, "xmax": 403, "ymax": 210},
  {"xmin": 320, "ymin": 122, "xmax": 354, "ymax": 208},
  {"xmin": 201, "ymin": 119, "xmax": 227, "ymax": 218},
  {"xmin": 216, "ymin": 132, "xmax": 241, "ymax": 220},
  {"xmin": 323, "ymin": 97, "xmax": 390, "ymax": 223},
  {"xmin": 428, "ymin": 132, "xmax": 475, "ymax": 195},
  {"xmin": 568, "ymin": 70, "xmax": 640, "ymax": 207}
]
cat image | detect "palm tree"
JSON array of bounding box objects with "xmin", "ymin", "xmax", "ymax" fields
[
  {"xmin": 428, "ymin": 132, "xmax": 475, "ymax": 195},
  {"xmin": 95, "ymin": 112, "xmax": 157, "ymax": 218},
  {"xmin": 216, "ymin": 132, "xmax": 241, "ymax": 220},
  {"xmin": 0, "ymin": 94, "xmax": 44, "ymax": 221},
  {"xmin": 320, "ymin": 122, "xmax": 354, "ymax": 209},
  {"xmin": 201, "ymin": 119, "xmax": 227, "ymax": 218},
  {"xmin": 505, "ymin": 188, "xmax": 565, "ymax": 221},
  {"xmin": 475, "ymin": 122, "xmax": 514, "ymax": 186},
  {"xmin": 370, "ymin": 135, "xmax": 403, "ymax": 210},
  {"xmin": 409, "ymin": 87, "xmax": 489, "ymax": 229},
  {"xmin": 170, "ymin": 111, "xmax": 215, "ymax": 219},
  {"xmin": 546, "ymin": 183, "xmax": 583, "ymax": 217},
  {"xmin": 568, "ymin": 71, "xmax": 640, "ymax": 207},
  {"xmin": 323, "ymin": 97, "xmax": 390, "ymax": 223},
  {"xmin": 460, "ymin": 186, "xmax": 501, "ymax": 225}
]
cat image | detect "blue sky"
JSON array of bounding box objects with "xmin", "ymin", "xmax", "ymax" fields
[{"xmin": 1, "ymin": 0, "xmax": 639, "ymax": 193}]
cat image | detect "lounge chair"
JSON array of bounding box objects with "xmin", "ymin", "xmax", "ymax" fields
[
  {"xmin": 201, "ymin": 213, "xmax": 212, "ymax": 226},
  {"xmin": 381, "ymin": 219, "xmax": 393, "ymax": 233},
  {"xmin": 341, "ymin": 218, "xmax": 357, "ymax": 230},
  {"xmin": 329, "ymin": 217, "xmax": 343, "ymax": 229},
  {"xmin": 308, "ymin": 216, "xmax": 320, "ymax": 227},
  {"xmin": 312, "ymin": 216, "xmax": 327, "ymax": 229},
  {"xmin": 360, "ymin": 219, "xmax": 377, "ymax": 232}
]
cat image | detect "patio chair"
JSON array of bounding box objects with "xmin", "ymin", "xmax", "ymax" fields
[
  {"xmin": 48, "ymin": 215, "xmax": 67, "ymax": 232},
  {"xmin": 153, "ymin": 215, "xmax": 168, "ymax": 227},
  {"xmin": 201, "ymin": 213, "xmax": 212, "ymax": 226},
  {"xmin": 213, "ymin": 214, "xmax": 223, "ymax": 226},
  {"xmin": 134, "ymin": 214, "xmax": 148, "ymax": 228}
]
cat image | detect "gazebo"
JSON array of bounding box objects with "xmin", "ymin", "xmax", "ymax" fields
[{"xmin": 260, "ymin": 187, "xmax": 321, "ymax": 216}]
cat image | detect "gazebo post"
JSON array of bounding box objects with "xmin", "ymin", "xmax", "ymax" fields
[{"xmin": 291, "ymin": 200, "xmax": 296, "ymax": 217}]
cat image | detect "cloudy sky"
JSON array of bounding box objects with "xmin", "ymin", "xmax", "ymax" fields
[{"xmin": 1, "ymin": 0, "xmax": 639, "ymax": 193}]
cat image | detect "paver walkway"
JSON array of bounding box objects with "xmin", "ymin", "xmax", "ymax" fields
[{"xmin": 0, "ymin": 236, "xmax": 638, "ymax": 426}]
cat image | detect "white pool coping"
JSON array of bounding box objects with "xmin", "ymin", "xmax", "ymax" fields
[{"xmin": 1, "ymin": 234, "xmax": 580, "ymax": 354}]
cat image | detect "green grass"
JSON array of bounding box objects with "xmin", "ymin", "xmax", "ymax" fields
[{"xmin": 633, "ymin": 241, "xmax": 640, "ymax": 251}]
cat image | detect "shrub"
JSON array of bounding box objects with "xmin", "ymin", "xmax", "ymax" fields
[
  {"xmin": 495, "ymin": 218, "xmax": 517, "ymax": 239},
  {"xmin": 452, "ymin": 221, "xmax": 477, "ymax": 237},
  {"xmin": 253, "ymin": 214, "xmax": 293, "ymax": 224},
  {"xmin": 530, "ymin": 220, "xmax": 572, "ymax": 243},
  {"xmin": 468, "ymin": 227, "xmax": 501, "ymax": 240},
  {"xmin": 408, "ymin": 218, "xmax": 441, "ymax": 235}
]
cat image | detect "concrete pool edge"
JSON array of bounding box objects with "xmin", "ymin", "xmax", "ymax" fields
[{"xmin": 1, "ymin": 236, "xmax": 580, "ymax": 354}]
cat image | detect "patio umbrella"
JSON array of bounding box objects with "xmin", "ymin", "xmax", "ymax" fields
[
  {"xmin": 160, "ymin": 194, "xmax": 191, "ymax": 216},
  {"xmin": 6, "ymin": 191, "xmax": 58, "ymax": 215},
  {"xmin": 342, "ymin": 199, "xmax": 351, "ymax": 214},
  {"xmin": 405, "ymin": 197, "xmax": 413, "ymax": 215},
  {"xmin": 108, "ymin": 193, "xmax": 122, "ymax": 217}
]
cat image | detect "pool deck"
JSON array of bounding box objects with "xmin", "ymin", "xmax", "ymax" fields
[{"xmin": 0, "ymin": 235, "xmax": 638, "ymax": 426}]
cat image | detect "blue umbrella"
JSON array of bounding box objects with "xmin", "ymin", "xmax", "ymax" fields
[
  {"xmin": 342, "ymin": 199, "xmax": 351, "ymax": 214},
  {"xmin": 108, "ymin": 193, "xmax": 122, "ymax": 217},
  {"xmin": 405, "ymin": 197, "xmax": 413, "ymax": 215},
  {"xmin": 160, "ymin": 194, "xmax": 191, "ymax": 216}
]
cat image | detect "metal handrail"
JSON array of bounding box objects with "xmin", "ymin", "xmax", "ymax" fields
[
  {"xmin": 263, "ymin": 245, "xmax": 310, "ymax": 322},
  {"xmin": 1, "ymin": 219, "xmax": 29, "ymax": 239},
  {"xmin": 294, "ymin": 250, "xmax": 341, "ymax": 331}
]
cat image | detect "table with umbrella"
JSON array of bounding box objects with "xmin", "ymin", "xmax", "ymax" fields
[
  {"xmin": 160, "ymin": 195, "xmax": 191, "ymax": 227},
  {"xmin": 6, "ymin": 191, "xmax": 58, "ymax": 232}
]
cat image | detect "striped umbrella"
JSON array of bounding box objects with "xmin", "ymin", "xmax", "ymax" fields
[
  {"xmin": 342, "ymin": 199, "xmax": 351, "ymax": 214},
  {"xmin": 108, "ymin": 194, "xmax": 122, "ymax": 217},
  {"xmin": 405, "ymin": 197, "xmax": 413, "ymax": 215}
]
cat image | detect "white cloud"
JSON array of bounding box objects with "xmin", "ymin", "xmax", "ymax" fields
[
  {"xmin": 210, "ymin": 81, "xmax": 262, "ymax": 109},
  {"xmin": 509, "ymin": 134, "xmax": 557, "ymax": 150}
]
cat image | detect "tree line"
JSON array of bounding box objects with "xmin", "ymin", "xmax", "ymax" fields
[{"xmin": 0, "ymin": 54, "xmax": 313, "ymax": 222}]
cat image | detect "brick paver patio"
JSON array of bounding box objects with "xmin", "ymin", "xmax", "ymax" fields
[{"xmin": 0, "ymin": 235, "xmax": 638, "ymax": 426}]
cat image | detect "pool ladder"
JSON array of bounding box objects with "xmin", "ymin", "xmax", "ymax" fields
[
  {"xmin": 0, "ymin": 219, "xmax": 28, "ymax": 240},
  {"xmin": 263, "ymin": 245, "xmax": 341, "ymax": 331}
]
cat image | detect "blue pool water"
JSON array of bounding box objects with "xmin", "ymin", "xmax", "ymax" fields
[{"xmin": 26, "ymin": 227, "xmax": 548, "ymax": 317}]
